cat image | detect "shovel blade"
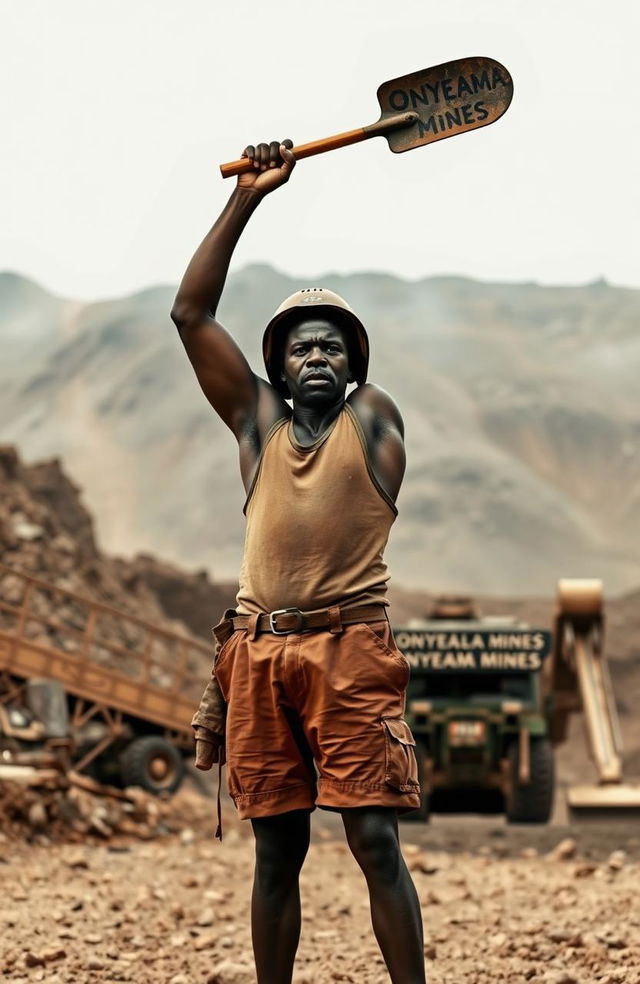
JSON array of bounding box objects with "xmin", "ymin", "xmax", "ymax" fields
[{"xmin": 377, "ymin": 56, "xmax": 513, "ymax": 152}]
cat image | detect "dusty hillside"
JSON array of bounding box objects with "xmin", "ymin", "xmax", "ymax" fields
[{"xmin": 2, "ymin": 268, "xmax": 640, "ymax": 593}]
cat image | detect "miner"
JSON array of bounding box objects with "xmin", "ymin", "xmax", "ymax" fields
[{"xmin": 171, "ymin": 138, "xmax": 426, "ymax": 984}]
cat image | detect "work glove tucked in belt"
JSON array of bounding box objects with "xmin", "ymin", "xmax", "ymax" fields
[
  {"xmin": 191, "ymin": 671, "xmax": 226, "ymax": 769},
  {"xmin": 191, "ymin": 608, "xmax": 239, "ymax": 783},
  {"xmin": 191, "ymin": 667, "xmax": 227, "ymax": 842}
]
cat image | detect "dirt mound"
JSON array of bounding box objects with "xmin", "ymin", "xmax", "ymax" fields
[
  {"xmin": 0, "ymin": 444, "xmax": 236, "ymax": 643},
  {"xmin": 0, "ymin": 771, "xmax": 229, "ymax": 845},
  {"xmin": 118, "ymin": 554, "xmax": 237, "ymax": 641}
]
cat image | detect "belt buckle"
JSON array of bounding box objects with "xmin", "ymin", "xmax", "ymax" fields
[{"xmin": 269, "ymin": 607, "xmax": 304, "ymax": 635}]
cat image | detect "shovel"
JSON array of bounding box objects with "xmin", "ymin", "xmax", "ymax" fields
[{"xmin": 220, "ymin": 56, "xmax": 513, "ymax": 178}]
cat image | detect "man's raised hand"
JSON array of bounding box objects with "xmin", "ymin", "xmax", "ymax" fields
[{"xmin": 237, "ymin": 139, "xmax": 295, "ymax": 195}]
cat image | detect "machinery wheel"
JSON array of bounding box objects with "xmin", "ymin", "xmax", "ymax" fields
[
  {"xmin": 120, "ymin": 736, "xmax": 185, "ymax": 796},
  {"xmin": 506, "ymin": 736, "xmax": 554, "ymax": 823},
  {"xmin": 404, "ymin": 739, "xmax": 430, "ymax": 822}
]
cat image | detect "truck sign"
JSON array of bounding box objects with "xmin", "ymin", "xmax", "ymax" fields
[{"xmin": 394, "ymin": 628, "xmax": 552, "ymax": 672}]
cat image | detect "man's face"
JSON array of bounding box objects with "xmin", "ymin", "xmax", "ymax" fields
[{"xmin": 282, "ymin": 318, "xmax": 351, "ymax": 404}]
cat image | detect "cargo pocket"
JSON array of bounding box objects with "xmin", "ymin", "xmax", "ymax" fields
[{"xmin": 382, "ymin": 717, "xmax": 420, "ymax": 792}]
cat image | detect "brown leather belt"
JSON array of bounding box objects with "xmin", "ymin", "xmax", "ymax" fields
[{"xmin": 228, "ymin": 603, "xmax": 388, "ymax": 636}]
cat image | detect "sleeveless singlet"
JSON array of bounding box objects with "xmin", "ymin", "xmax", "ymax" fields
[{"xmin": 235, "ymin": 403, "xmax": 397, "ymax": 614}]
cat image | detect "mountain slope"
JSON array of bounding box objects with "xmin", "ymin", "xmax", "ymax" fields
[{"xmin": 1, "ymin": 267, "xmax": 639, "ymax": 594}]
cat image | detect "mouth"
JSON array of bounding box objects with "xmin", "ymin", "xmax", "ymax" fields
[{"xmin": 303, "ymin": 372, "xmax": 332, "ymax": 385}]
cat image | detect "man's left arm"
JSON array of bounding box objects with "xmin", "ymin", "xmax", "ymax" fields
[{"xmin": 347, "ymin": 384, "xmax": 406, "ymax": 502}]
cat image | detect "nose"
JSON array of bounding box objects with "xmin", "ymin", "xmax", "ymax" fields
[{"xmin": 306, "ymin": 346, "xmax": 327, "ymax": 366}]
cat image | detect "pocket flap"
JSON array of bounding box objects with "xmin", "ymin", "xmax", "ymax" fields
[{"xmin": 382, "ymin": 717, "xmax": 416, "ymax": 746}]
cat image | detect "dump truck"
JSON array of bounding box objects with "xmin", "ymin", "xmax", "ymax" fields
[
  {"xmin": 0, "ymin": 563, "xmax": 210, "ymax": 795},
  {"xmin": 397, "ymin": 579, "xmax": 640, "ymax": 823}
]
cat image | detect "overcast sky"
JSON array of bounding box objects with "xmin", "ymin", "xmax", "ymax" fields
[{"xmin": 2, "ymin": 0, "xmax": 638, "ymax": 300}]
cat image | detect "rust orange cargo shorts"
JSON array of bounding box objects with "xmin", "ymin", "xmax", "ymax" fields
[{"xmin": 212, "ymin": 612, "xmax": 421, "ymax": 819}]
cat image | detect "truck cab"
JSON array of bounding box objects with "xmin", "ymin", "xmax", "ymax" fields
[{"xmin": 395, "ymin": 596, "xmax": 554, "ymax": 823}]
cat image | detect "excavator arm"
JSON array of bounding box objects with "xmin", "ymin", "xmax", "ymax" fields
[{"xmin": 549, "ymin": 579, "xmax": 640, "ymax": 817}]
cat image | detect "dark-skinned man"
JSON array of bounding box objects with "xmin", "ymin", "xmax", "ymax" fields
[{"xmin": 171, "ymin": 138, "xmax": 426, "ymax": 984}]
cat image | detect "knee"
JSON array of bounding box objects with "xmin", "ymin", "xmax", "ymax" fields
[
  {"xmin": 254, "ymin": 833, "xmax": 308, "ymax": 895},
  {"xmin": 346, "ymin": 821, "xmax": 402, "ymax": 883}
]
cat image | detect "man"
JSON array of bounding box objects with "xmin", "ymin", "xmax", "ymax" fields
[{"xmin": 171, "ymin": 138, "xmax": 426, "ymax": 984}]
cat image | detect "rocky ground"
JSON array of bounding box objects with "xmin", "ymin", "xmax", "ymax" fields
[{"xmin": 2, "ymin": 786, "xmax": 640, "ymax": 984}]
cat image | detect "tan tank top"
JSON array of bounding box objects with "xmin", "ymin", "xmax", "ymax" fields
[{"xmin": 235, "ymin": 403, "xmax": 397, "ymax": 614}]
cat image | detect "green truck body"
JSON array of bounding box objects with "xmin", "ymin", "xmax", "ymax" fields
[{"xmin": 394, "ymin": 607, "xmax": 555, "ymax": 822}]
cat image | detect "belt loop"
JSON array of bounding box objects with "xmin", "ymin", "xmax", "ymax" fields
[
  {"xmin": 247, "ymin": 613, "xmax": 260, "ymax": 641},
  {"xmin": 327, "ymin": 606, "xmax": 343, "ymax": 634}
]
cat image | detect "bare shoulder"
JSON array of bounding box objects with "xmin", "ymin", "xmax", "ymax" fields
[
  {"xmin": 347, "ymin": 383, "xmax": 405, "ymax": 438},
  {"xmin": 347, "ymin": 383, "xmax": 405, "ymax": 501}
]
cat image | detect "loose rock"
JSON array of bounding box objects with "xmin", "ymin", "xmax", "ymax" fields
[{"xmin": 549, "ymin": 838, "xmax": 578, "ymax": 861}]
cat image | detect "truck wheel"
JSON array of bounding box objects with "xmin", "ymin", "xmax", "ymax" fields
[
  {"xmin": 120, "ymin": 736, "xmax": 185, "ymax": 796},
  {"xmin": 404, "ymin": 739, "xmax": 430, "ymax": 823},
  {"xmin": 506, "ymin": 737, "xmax": 554, "ymax": 823}
]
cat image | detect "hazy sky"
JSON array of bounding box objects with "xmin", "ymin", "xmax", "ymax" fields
[{"xmin": 2, "ymin": 0, "xmax": 638, "ymax": 299}]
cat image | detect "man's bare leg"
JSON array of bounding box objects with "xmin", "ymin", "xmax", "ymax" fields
[
  {"xmin": 250, "ymin": 809, "xmax": 311, "ymax": 984},
  {"xmin": 342, "ymin": 807, "xmax": 426, "ymax": 984}
]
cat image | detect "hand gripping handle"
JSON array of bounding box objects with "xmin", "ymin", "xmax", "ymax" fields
[{"xmin": 219, "ymin": 112, "xmax": 418, "ymax": 178}]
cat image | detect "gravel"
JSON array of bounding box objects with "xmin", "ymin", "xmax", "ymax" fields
[{"xmin": 2, "ymin": 806, "xmax": 640, "ymax": 984}]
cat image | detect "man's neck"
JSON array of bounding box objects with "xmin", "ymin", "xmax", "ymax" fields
[{"xmin": 290, "ymin": 398, "xmax": 345, "ymax": 443}]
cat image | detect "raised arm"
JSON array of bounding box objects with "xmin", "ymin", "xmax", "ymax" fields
[{"xmin": 170, "ymin": 140, "xmax": 295, "ymax": 437}]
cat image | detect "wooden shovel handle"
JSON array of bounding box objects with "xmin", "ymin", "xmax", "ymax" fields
[
  {"xmin": 219, "ymin": 112, "xmax": 418, "ymax": 178},
  {"xmin": 220, "ymin": 128, "xmax": 367, "ymax": 178}
]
